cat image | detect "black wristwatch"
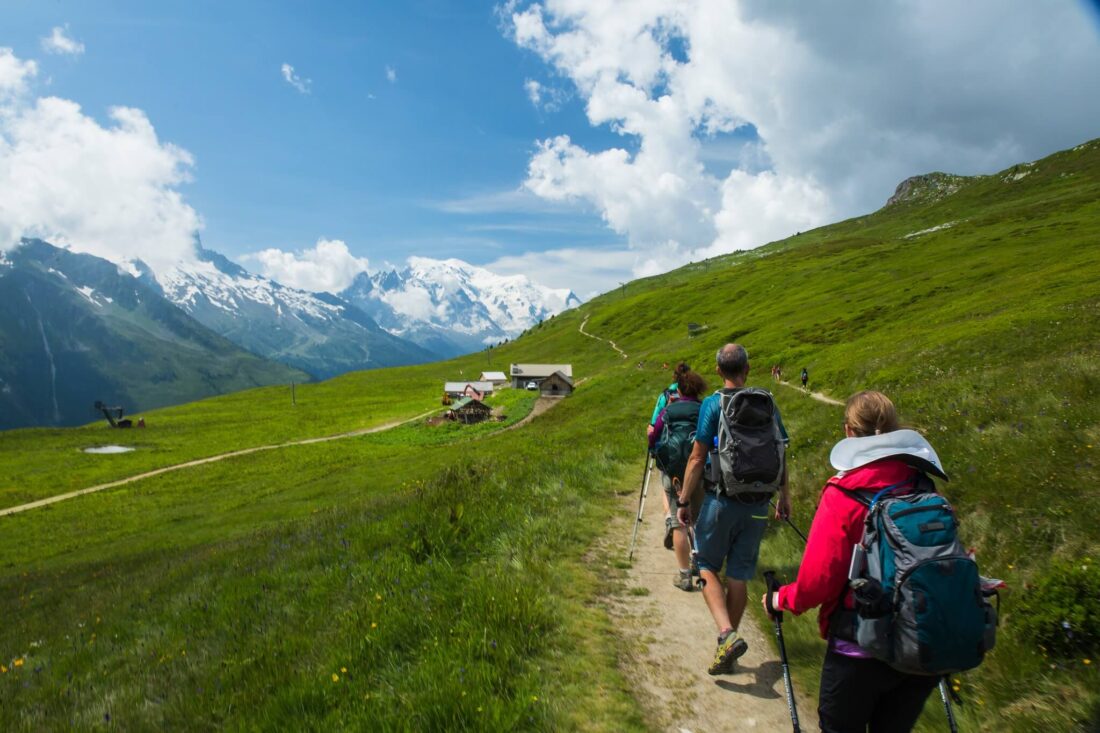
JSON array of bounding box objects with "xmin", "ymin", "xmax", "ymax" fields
[{"xmin": 676, "ymin": 498, "xmax": 690, "ymax": 508}]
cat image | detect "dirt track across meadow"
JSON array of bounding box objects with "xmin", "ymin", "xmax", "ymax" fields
[
  {"xmin": 604, "ymin": 468, "xmax": 815, "ymax": 732},
  {"xmin": 0, "ymin": 409, "xmax": 437, "ymax": 518}
]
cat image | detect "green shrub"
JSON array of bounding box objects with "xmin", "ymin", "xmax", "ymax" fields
[{"xmin": 1015, "ymin": 559, "xmax": 1100, "ymax": 658}]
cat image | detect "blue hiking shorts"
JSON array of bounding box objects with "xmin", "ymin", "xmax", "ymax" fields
[{"xmin": 694, "ymin": 491, "xmax": 771, "ymax": 581}]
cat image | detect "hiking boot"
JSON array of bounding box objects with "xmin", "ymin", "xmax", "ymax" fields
[
  {"xmin": 673, "ymin": 570, "xmax": 694, "ymax": 592},
  {"xmin": 708, "ymin": 632, "xmax": 748, "ymax": 675}
]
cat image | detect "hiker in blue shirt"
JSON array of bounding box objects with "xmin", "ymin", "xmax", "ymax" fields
[
  {"xmin": 647, "ymin": 361, "xmax": 691, "ymax": 441},
  {"xmin": 650, "ymin": 368, "xmax": 707, "ymax": 591},
  {"xmin": 676, "ymin": 343, "xmax": 792, "ymax": 675},
  {"xmin": 646, "ymin": 362, "xmax": 691, "ymax": 542}
]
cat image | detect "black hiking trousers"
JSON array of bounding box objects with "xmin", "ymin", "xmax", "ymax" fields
[{"xmin": 817, "ymin": 650, "xmax": 939, "ymax": 733}]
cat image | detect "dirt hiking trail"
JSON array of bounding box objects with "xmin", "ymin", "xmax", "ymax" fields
[
  {"xmin": 580, "ymin": 315, "xmax": 629, "ymax": 359},
  {"xmin": 2, "ymin": 394, "xmax": 572, "ymax": 518},
  {"xmin": 777, "ymin": 379, "xmax": 844, "ymax": 407},
  {"xmin": 0, "ymin": 409, "xmax": 439, "ymax": 518},
  {"xmin": 606, "ymin": 468, "xmax": 814, "ymax": 732}
]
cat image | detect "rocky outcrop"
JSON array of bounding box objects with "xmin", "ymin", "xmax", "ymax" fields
[{"xmin": 884, "ymin": 172, "xmax": 970, "ymax": 208}]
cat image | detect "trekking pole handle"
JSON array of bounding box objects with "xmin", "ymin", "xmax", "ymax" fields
[{"xmin": 763, "ymin": 571, "xmax": 782, "ymax": 621}]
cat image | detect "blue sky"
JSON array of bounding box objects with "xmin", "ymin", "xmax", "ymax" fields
[
  {"xmin": 2, "ymin": 1, "xmax": 623, "ymax": 277},
  {"xmin": 2, "ymin": 2, "xmax": 1099, "ymax": 297}
]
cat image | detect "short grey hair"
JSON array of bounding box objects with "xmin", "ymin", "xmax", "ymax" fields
[{"xmin": 716, "ymin": 343, "xmax": 749, "ymax": 379}]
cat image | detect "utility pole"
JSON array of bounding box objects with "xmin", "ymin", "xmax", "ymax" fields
[
  {"xmin": 619, "ymin": 281, "xmax": 626, "ymax": 297},
  {"xmin": 291, "ymin": 381, "xmax": 296, "ymax": 406}
]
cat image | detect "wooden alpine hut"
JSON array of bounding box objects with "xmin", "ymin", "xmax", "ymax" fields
[
  {"xmin": 444, "ymin": 381, "xmax": 495, "ymax": 400},
  {"xmin": 479, "ymin": 371, "xmax": 508, "ymax": 386},
  {"xmin": 448, "ymin": 397, "xmax": 492, "ymax": 424},
  {"xmin": 539, "ymin": 370, "xmax": 574, "ymax": 397},
  {"xmin": 509, "ymin": 363, "xmax": 573, "ymax": 389}
]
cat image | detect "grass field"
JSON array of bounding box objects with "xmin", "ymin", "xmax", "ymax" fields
[{"xmin": 2, "ymin": 139, "xmax": 1100, "ymax": 730}]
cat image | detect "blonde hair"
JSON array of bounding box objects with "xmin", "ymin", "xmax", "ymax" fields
[{"xmin": 845, "ymin": 390, "xmax": 899, "ymax": 437}]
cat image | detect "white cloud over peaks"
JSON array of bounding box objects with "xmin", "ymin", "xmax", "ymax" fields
[
  {"xmin": 244, "ymin": 239, "xmax": 370, "ymax": 293},
  {"xmin": 281, "ymin": 63, "xmax": 311, "ymax": 94},
  {"xmin": 41, "ymin": 26, "xmax": 85, "ymax": 56},
  {"xmin": 0, "ymin": 48, "xmax": 38, "ymax": 99},
  {"xmin": 505, "ymin": 0, "xmax": 1100, "ymax": 278},
  {"xmin": 0, "ymin": 51, "xmax": 202, "ymax": 272},
  {"xmin": 486, "ymin": 246, "xmax": 640, "ymax": 299}
]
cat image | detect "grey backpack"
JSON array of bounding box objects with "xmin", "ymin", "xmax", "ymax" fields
[{"xmin": 715, "ymin": 388, "xmax": 786, "ymax": 496}]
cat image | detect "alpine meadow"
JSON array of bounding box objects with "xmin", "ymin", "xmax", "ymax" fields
[{"xmin": 2, "ymin": 137, "xmax": 1099, "ymax": 731}]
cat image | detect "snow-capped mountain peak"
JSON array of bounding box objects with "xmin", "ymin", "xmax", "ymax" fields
[
  {"xmin": 157, "ymin": 248, "xmax": 346, "ymax": 321},
  {"xmin": 339, "ymin": 256, "xmax": 581, "ymax": 354},
  {"xmin": 150, "ymin": 245, "xmax": 432, "ymax": 378}
]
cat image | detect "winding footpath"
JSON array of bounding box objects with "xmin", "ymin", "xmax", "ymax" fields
[
  {"xmin": 2, "ymin": 393, "xmax": 574, "ymax": 519},
  {"xmin": 776, "ymin": 379, "xmax": 844, "ymax": 406},
  {"xmin": 0, "ymin": 409, "xmax": 438, "ymax": 518},
  {"xmin": 607, "ymin": 469, "xmax": 815, "ymax": 732},
  {"xmin": 579, "ymin": 315, "xmax": 629, "ymax": 358}
]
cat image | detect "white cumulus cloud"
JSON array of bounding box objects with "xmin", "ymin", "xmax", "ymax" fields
[
  {"xmin": 41, "ymin": 25, "xmax": 85, "ymax": 56},
  {"xmin": 485, "ymin": 246, "xmax": 639, "ymax": 299},
  {"xmin": 503, "ymin": 0, "xmax": 1100, "ymax": 282},
  {"xmin": 243, "ymin": 238, "xmax": 370, "ymax": 293},
  {"xmin": 281, "ymin": 63, "xmax": 311, "ymax": 94},
  {"xmin": 0, "ymin": 49, "xmax": 202, "ymax": 272},
  {"xmin": 524, "ymin": 78, "xmax": 567, "ymax": 111},
  {"xmin": 0, "ymin": 47, "xmax": 38, "ymax": 99}
]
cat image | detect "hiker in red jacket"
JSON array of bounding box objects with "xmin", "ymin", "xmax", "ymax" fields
[{"xmin": 762, "ymin": 391, "xmax": 943, "ymax": 733}]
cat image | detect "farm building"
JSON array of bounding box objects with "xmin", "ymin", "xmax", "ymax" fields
[
  {"xmin": 443, "ymin": 381, "xmax": 495, "ymax": 399},
  {"xmin": 447, "ymin": 397, "xmax": 492, "ymax": 424},
  {"xmin": 539, "ymin": 371, "xmax": 574, "ymax": 397},
  {"xmin": 480, "ymin": 371, "xmax": 508, "ymax": 386},
  {"xmin": 509, "ymin": 363, "xmax": 573, "ymax": 389}
]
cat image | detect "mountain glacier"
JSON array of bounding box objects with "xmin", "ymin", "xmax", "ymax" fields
[{"xmin": 340, "ymin": 257, "xmax": 582, "ymax": 357}]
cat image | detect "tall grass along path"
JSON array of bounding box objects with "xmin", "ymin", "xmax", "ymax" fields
[{"xmin": 0, "ymin": 409, "xmax": 438, "ymax": 518}]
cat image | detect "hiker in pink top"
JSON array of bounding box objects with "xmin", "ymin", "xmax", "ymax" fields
[{"xmin": 762, "ymin": 391, "xmax": 941, "ymax": 732}]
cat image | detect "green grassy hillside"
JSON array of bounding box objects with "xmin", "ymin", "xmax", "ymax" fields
[{"xmin": 2, "ymin": 139, "xmax": 1099, "ymax": 730}]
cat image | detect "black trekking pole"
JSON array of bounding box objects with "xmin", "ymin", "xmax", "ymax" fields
[
  {"xmin": 770, "ymin": 499, "xmax": 808, "ymax": 544},
  {"xmin": 764, "ymin": 570, "xmax": 801, "ymax": 733},
  {"xmin": 939, "ymin": 678, "xmax": 960, "ymax": 733},
  {"xmin": 627, "ymin": 454, "xmax": 654, "ymax": 561}
]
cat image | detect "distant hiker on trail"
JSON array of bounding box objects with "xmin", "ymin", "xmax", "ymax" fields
[
  {"xmin": 649, "ymin": 368, "xmax": 707, "ymax": 591},
  {"xmin": 676, "ymin": 344, "xmax": 791, "ymax": 675},
  {"xmin": 801, "ymin": 367, "xmax": 809, "ymax": 390},
  {"xmin": 762, "ymin": 391, "xmax": 959, "ymax": 733},
  {"xmin": 647, "ymin": 362, "xmax": 691, "ymax": 533}
]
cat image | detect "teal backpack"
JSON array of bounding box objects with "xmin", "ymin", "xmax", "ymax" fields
[
  {"xmin": 654, "ymin": 400, "xmax": 700, "ymax": 481},
  {"xmin": 832, "ymin": 476, "xmax": 998, "ymax": 676}
]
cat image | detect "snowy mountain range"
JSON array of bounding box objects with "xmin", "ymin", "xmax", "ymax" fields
[
  {"xmin": 153, "ymin": 247, "xmax": 432, "ymax": 379},
  {"xmin": 155, "ymin": 246, "xmax": 580, "ymax": 366},
  {"xmin": 340, "ymin": 257, "xmax": 582, "ymax": 357}
]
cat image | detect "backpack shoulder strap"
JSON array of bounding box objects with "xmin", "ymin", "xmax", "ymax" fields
[{"xmin": 835, "ymin": 478, "xmax": 916, "ymax": 509}]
